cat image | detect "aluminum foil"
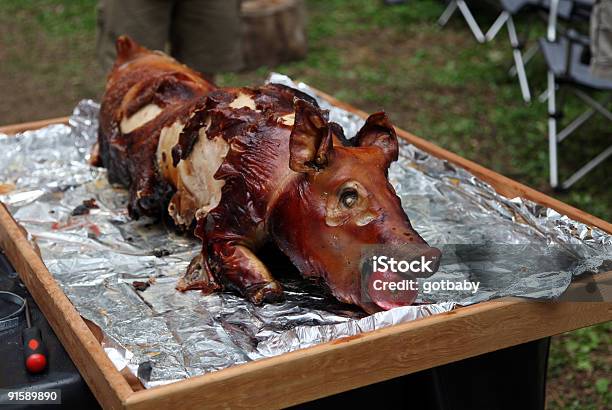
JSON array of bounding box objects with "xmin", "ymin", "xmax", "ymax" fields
[{"xmin": 0, "ymin": 74, "xmax": 610, "ymax": 387}]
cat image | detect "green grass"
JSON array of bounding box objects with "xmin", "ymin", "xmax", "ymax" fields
[
  {"xmin": 1, "ymin": 0, "xmax": 96, "ymax": 36},
  {"xmin": 0, "ymin": 1, "xmax": 610, "ymax": 407},
  {"xmin": 548, "ymin": 322, "xmax": 611, "ymax": 410}
]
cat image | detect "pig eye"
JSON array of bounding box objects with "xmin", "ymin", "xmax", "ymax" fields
[{"xmin": 340, "ymin": 188, "xmax": 358, "ymax": 208}]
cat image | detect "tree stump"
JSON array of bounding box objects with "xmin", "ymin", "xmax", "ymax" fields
[{"xmin": 241, "ymin": 0, "xmax": 307, "ymax": 70}]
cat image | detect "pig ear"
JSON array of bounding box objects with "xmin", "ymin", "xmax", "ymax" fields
[
  {"xmin": 289, "ymin": 98, "xmax": 333, "ymax": 173},
  {"xmin": 355, "ymin": 112, "xmax": 399, "ymax": 165}
]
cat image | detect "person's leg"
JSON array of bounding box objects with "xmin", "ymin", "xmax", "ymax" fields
[
  {"xmin": 590, "ymin": 0, "xmax": 612, "ymax": 80},
  {"xmin": 96, "ymin": 0, "xmax": 173, "ymax": 73},
  {"xmin": 170, "ymin": 0, "xmax": 244, "ymax": 75}
]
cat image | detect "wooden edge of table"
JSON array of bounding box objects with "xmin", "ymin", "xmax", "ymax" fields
[
  {"xmin": 0, "ymin": 95, "xmax": 611, "ymax": 409},
  {"xmin": 124, "ymin": 281, "xmax": 611, "ymax": 410},
  {"xmin": 0, "ymin": 116, "xmax": 70, "ymax": 135},
  {"xmin": 0, "ymin": 204, "xmax": 133, "ymax": 409}
]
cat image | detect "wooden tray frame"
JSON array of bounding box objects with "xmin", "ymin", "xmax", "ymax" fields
[{"xmin": 1, "ymin": 95, "xmax": 611, "ymax": 409}]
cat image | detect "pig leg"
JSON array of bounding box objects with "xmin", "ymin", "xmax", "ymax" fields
[
  {"xmin": 213, "ymin": 242, "xmax": 284, "ymax": 304},
  {"xmin": 176, "ymin": 252, "xmax": 221, "ymax": 293}
]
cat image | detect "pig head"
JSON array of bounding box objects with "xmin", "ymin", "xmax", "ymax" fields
[{"xmin": 270, "ymin": 100, "xmax": 441, "ymax": 313}]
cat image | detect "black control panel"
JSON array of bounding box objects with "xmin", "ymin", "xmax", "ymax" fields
[{"xmin": 0, "ymin": 251, "xmax": 98, "ymax": 409}]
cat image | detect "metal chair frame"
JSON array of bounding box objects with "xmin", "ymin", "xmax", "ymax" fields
[
  {"xmin": 438, "ymin": 0, "xmax": 592, "ymax": 103},
  {"xmin": 438, "ymin": 0, "xmax": 487, "ymax": 43},
  {"xmin": 543, "ymin": 28, "xmax": 612, "ymax": 189},
  {"xmin": 439, "ymin": 0, "xmax": 609, "ymax": 189},
  {"xmin": 484, "ymin": 9, "xmax": 533, "ymax": 101}
]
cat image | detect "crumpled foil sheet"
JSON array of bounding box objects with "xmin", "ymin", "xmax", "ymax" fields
[{"xmin": 0, "ymin": 73, "xmax": 610, "ymax": 387}]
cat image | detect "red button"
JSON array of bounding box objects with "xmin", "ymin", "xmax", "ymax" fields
[
  {"xmin": 28, "ymin": 339, "xmax": 39, "ymax": 350},
  {"xmin": 26, "ymin": 353, "xmax": 47, "ymax": 373}
]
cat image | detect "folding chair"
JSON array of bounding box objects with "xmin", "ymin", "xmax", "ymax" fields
[
  {"xmin": 539, "ymin": 30, "xmax": 612, "ymax": 189},
  {"xmin": 438, "ymin": 0, "xmax": 592, "ymax": 103},
  {"xmin": 484, "ymin": 0, "xmax": 578, "ymax": 102}
]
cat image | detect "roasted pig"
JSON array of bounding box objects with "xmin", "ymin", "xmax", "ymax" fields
[{"xmin": 96, "ymin": 36, "xmax": 440, "ymax": 313}]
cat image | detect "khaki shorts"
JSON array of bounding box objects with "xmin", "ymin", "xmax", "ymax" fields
[
  {"xmin": 590, "ymin": 0, "xmax": 612, "ymax": 80},
  {"xmin": 96, "ymin": 0, "xmax": 244, "ymax": 74}
]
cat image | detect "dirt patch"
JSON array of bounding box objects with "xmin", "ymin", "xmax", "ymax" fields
[{"xmin": 0, "ymin": 11, "xmax": 103, "ymax": 124}]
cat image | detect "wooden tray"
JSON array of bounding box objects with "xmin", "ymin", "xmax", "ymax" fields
[{"xmin": 1, "ymin": 95, "xmax": 611, "ymax": 410}]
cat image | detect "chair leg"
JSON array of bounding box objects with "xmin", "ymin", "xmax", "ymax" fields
[
  {"xmin": 457, "ymin": 0, "xmax": 486, "ymax": 43},
  {"xmin": 507, "ymin": 16, "xmax": 531, "ymax": 102},
  {"xmin": 538, "ymin": 88, "xmax": 551, "ymax": 103},
  {"xmin": 547, "ymin": 0, "xmax": 559, "ymax": 42},
  {"xmin": 485, "ymin": 11, "xmax": 509, "ymax": 41},
  {"xmin": 438, "ymin": 1, "xmax": 458, "ymax": 27},
  {"xmin": 557, "ymin": 108, "xmax": 595, "ymax": 142},
  {"xmin": 558, "ymin": 90, "xmax": 612, "ymax": 188},
  {"xmin": 573, "ymin": 89, "xmax": 612, "ymax": 122},
  {"xmin": 547, "ymin": 71, "xmax": 559, "ymax": 188},
  {"xmin": 562, "ymin": 145, "xmax": 612, "ymax": 189},
  {"xmin": 509, "ymin": 43, "xmax": 539, "ymax": 77}
]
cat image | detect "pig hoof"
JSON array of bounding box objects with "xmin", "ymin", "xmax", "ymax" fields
[{"xmin": 247, "ymin": 281, "xmax": 284, "ymax": 305}]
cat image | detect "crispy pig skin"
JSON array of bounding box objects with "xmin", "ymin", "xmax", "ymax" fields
[
  {"xmin": 98, "ymin": 36, "xmax": 214, "ymax": 218},
  {"xmin": 98, "ymin": 36, "xmax": 440, "ymax": 312}
]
